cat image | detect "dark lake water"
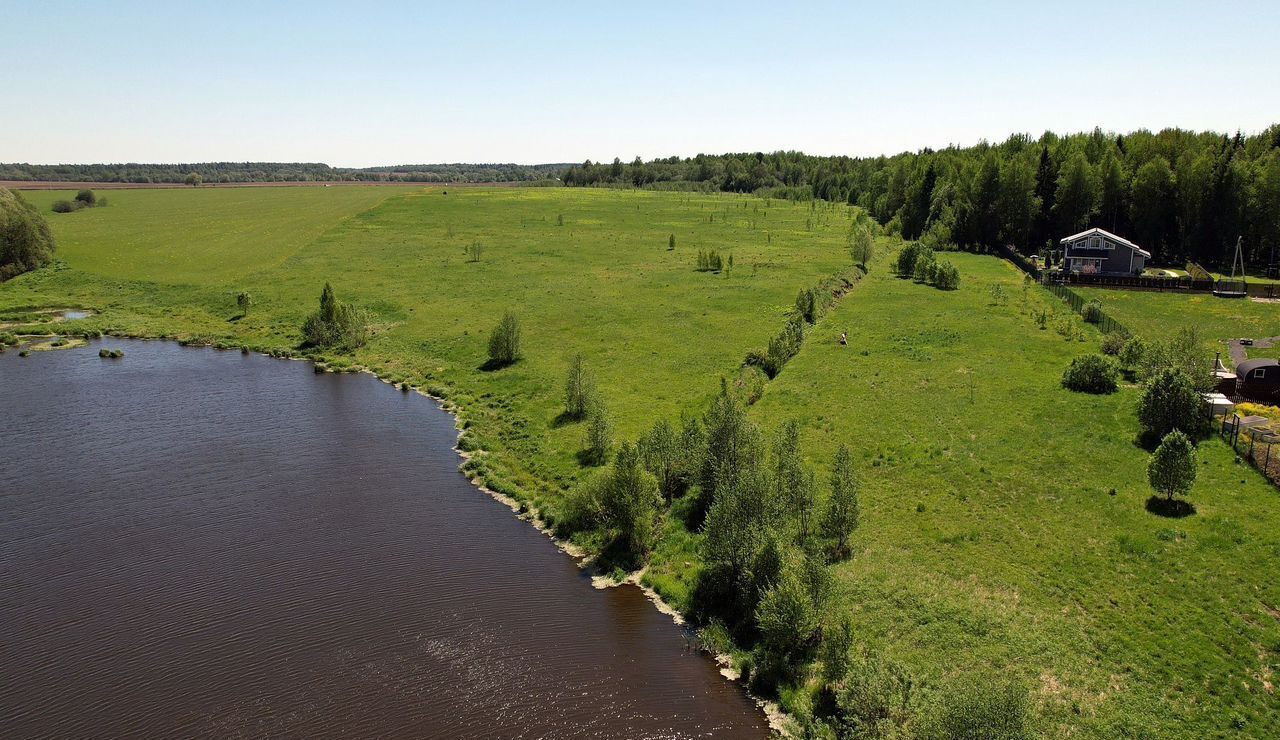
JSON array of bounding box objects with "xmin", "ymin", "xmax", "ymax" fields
[{"xmin": 0, "ymin": 339, "xmax": 769, "ymax": 739}]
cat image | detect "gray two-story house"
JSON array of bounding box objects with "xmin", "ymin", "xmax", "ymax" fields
[{"xmin": 1059, "ymin": 228, "xmax": 1149, "ymax": 275}]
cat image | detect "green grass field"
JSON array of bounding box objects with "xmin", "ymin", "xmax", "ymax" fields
[
  {"xmin": 3, "ymin": 186, "xmax": 1278, "ymax": 737},
  {"xmin": 18, "ymin": 187, "xmax": 398, "ymax": 283},
  {"xmin": 752, "ymin": 257, "xmax": 1280, "ymax": 736},
  {"xmin": 1073, "ymin": 286, "xmax": 1280, "ymax": 344}
]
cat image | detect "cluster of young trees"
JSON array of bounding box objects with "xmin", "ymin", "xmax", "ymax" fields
[
  {"xmin": 487, "ymin": 311, "xmax": 522, "ymax": 367},
  {"xmin": 695, "ymin": 249, "xmax": 726, "ymax": 272},
  {"xmin": 895, "ymin": 243, "xmax": 959, "ymax": 289},
  {"xmin": 0, "ymin": 187, "xmax": 56, "ymax": 281},
  {"xmin": 0, "ymin": 161, "xmax": 569, "ymax": 184},
  {"xmin": 562, "ymin": 125, "xmax": 1280, "ymax": 269},
  {"xmin": 300, "ymin": 283, "xmax": 368, "ymax": 351},
  {"xmin": 51, "ymin": 189, "xmax": 107, "ymax": 213}
]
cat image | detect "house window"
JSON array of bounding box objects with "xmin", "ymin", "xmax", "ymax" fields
[
  {"xmin": 1254, "ymin": 368, "xmax": 1267, "ymax": 380},
  {"xmin": 1071, "ymin": 257, "xmax": 1103, "ymax": 274},
  {"xmin": 1091, "ymin": 236, "xmax": 1101, "ymax": 249}
]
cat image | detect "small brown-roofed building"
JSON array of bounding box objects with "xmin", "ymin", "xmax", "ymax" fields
[{"xmin": 1060, "ymin": 228, "xmax": 1150, "ymax": 275}]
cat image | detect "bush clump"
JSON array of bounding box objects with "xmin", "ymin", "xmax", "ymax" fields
[
  {"xmin": 696, "ymin": 249, "xmax": 724, "ymax": 272},
  {"xmin": 1082, "ymin": 298, "xmax": 1104, "ymax": 324},
  {"xmin": 1101, "ymin": 330, "xmax": 1128, "ymax": 355},
  {"xmin": 933, "ymin": 260, "xmax": 960, "ymax": 290},
  {"xmin": 1062, "ymin": 354, "xmax": 1119, "ymax": 394},
  {"xmin": 1, "ymin": 187, "xmax": 57, "ymax": 280},
  {"xmin": 764, "ymin": 315, "xmax": 805, "ymax": 378},
  {"xmin": 301, "ymin": 283, "xmax": 368, "ymax": 351},
  {"xmin": 1138, "ymin": 368, "xmax": 1206, "ymax": 442}
]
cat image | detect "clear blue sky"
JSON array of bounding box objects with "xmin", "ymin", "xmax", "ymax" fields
[{"xmin": 5, "ymin": 0, "xmax": 1278, "ymax": 166}]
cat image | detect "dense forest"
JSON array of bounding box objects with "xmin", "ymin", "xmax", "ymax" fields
[
  {"xmin": 0, "ymin": 162, "xmax": 568, "ymax": 185},
  {"xmin": 562, "ymin": 126, "xmax": 1280, "ymax": 269}
]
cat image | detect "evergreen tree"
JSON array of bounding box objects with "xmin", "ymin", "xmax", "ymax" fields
[{"xmin": 1029, "ymin": 145, "xmax": 1058, "ymax": 250}]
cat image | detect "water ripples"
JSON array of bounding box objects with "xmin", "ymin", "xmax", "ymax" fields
[{"xmin": 0, "ymin": 339, "xmax": 767, "ymax": 739}]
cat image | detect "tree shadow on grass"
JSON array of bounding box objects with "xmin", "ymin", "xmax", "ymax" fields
[
  {"xmin": 576, "ymin": 448, "xmax": 606, "ymax": 467},
  {"xmin": 479, "ymin": 358, "xmax": 516, "ymax": 372},
  {"xmin": 551, "ymin": 410, "xmax": 581, "ymax": 429},
  {"xmin": 1146, "ymin": 496, "xmax": 1196, "ymax": 518}
]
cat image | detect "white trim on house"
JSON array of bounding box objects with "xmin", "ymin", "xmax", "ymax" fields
[{"xmin": 1059, "ymin": 227, "xmax": 1152, "ymax": 258}]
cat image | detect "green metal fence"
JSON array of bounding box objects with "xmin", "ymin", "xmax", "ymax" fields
[{"xmin": 1043, "ymin": 283, "xmax": 1131, "ymax": 337}]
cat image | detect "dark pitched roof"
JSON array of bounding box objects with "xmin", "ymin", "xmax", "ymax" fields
[{"xmin": 1236, "ymin": 358, "xmax": 1280, "ymax": 375}]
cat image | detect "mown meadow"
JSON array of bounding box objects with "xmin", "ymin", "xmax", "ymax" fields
[
  {"xmin": 1072, "ymin": 286, "xmax": 1280, "ymax": 347},
  {"xmin": 3, "ymin": 186, "xmax": 1278, "ymax": 737}
]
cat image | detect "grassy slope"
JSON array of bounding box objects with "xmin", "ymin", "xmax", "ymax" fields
[
  {"xmin": 1072, "ymin": 286, "xmax": 1280, "ymax": 345},
  {"xmin": 4, "ymin": 188, "xmax": 1278, "ymax": 736},
  {"xmin": 753, "ymin": 255, "xmax": 1280, "ymax": 736},
  {"xmin": 1, "ymin": 186, "xmax": 852, "ymax": 507}
]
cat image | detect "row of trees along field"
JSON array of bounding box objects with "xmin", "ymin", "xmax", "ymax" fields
[
  {"xmin": 0, "ymin": 162, "xmax": 569, "ymax": 184},
  {"xmin": 561, "ymin": 125, "xmax": 1280, "ymax": 269}
]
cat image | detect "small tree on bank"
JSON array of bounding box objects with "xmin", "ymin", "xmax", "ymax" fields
[
  {"xmin": 668, "ymin": 233, "xmax": 676, "ymax": 250},
  {"xmin": 1148, "ymin": 429, "xmax": 1197, "ymax": 503},
  {"xmin": 598, "ymin": 442, "xmax": 662, "ymax": 559},
  {"xmin": 237, "ymin": 291, "xmax": 253, "ymax": 315},
  {"xmin": 487, "ymin": 311, "xmax": 522, "ymax": 366},
  {"xmin": 584, "ymin": 398, "xmax": 613, "ymax": 465}
]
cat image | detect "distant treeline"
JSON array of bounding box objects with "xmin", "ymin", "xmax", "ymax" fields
[
  {"xmin": 0, "ymin": 162, "xmax": 570, "ymax": 185},
  {"xmin": 561, "ymin": 126, "xmax": 1280, "ymax": 268}
]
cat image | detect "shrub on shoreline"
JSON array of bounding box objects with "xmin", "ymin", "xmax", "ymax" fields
[{"xmin": 301, "ymin": 283, "xmax": 368, "ymax": 351}]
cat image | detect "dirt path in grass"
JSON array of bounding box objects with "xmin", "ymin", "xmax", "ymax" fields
[{"xmin": 1228, "ymin": 336, "xmax": 1280, "ymax": 365}]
